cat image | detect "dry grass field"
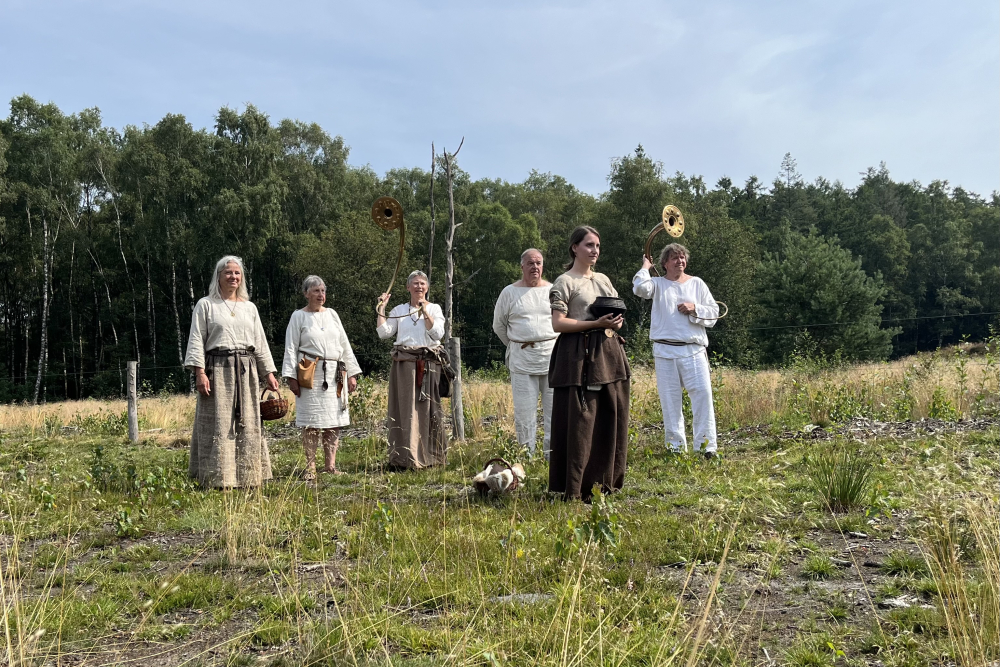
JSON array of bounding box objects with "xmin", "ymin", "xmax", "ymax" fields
[{"xmin": 1, "ymin": 346, "xmax": 997, "ymax": 666}]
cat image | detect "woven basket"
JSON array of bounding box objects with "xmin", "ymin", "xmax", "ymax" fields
[
  {"xmin": 259, "ymin": 388, "xmax": 289, "ymax": 421},
  {"xmin": 473, "ymin": 457, "xmax": 521, "ymax": 496}
]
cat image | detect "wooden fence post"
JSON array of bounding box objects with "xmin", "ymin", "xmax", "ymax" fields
[
  {"xmin": 449, "ymin": 337, "xmax": 465, "ymax": 441},
  {"xmin": 127, "ymin": 361, "xmax": 139, "ymax": 443}
]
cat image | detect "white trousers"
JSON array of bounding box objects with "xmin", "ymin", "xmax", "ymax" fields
[
  {"xmin": 510, "ymin": 372, "xmax": 553, "ymax": 456},
  {"xmin": 655, "ymin": 351, "xmax": 717, "ymax": 452}
]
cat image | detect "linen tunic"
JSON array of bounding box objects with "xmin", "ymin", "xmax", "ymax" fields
[
  {"xmin": 282, "ymin": 308, "xmax": 362, "ymax": 429},
  {"xmin": 184, "ymin": 297, "xmax": 276, "ymax": 375},
  {"xmin": 492, "ymin": 284, "xmax": 558, "ymax": 375},
  {"xmin": 631, "ymin": 269, "xmax": 718, "ymax": 360},
  {"xmin": 183, "ymin": 296, "xmax": 276, "ymax": 488},
  {"xmin": 549, "ymin": 272, "xmax": 618, "ymax": 321},
  {"xmin": 376, "ymin": 303, "xmax": 446, "ymax": 347}
]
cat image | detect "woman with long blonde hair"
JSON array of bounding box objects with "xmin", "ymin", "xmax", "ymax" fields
[{"xmin": 184, "ymin": 255, "xmax": 279, "ymax": 488}]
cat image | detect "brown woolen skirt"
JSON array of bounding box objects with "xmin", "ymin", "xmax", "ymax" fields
[
  {"xmin": 548, "ymin": 379, "xmax": 630, "ymax": 501},
  {"xmin": 386, "ymin": 346, "xmax": 448, "ymax": 469}
]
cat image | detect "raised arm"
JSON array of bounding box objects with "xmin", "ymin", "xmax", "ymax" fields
[
  {"xmin": 376, "ymin": 302, "xmax": 400, "ymax": 340},
  {"xmin": 632, "ymin": 256, "xmax": 656, "ymax": 300}
]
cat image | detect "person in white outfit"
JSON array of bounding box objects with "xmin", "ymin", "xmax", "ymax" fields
[
  {"xmin": 492, "ymin": 249, "xmax": 558, "ymax": 458},
  {"xmin": 632, "ymin": 243, "xmax": 720, "ymax": 457},
  {"xmin": 283, "ymin": 276, "xmax": 361, "ymax": 480}
]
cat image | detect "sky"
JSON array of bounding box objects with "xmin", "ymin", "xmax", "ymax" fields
[{"xmin": 2, "ymin": 0, "xmax": 998, "ymax": 197}]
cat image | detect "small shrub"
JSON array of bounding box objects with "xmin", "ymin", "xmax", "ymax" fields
[
  {"xmin": 485, "ymin": 424, "xmax": 528, "ymax": 464},
  {"xmin": 554, "ymin": 488, "xmax": 620, "ymax": 560},
  {"xmin": 251, "ymin": 619, "xmax": 294, "ymax": 647},
  {"xmin": 806, "ymin": 443, "xmax": 878, "ymax": 512},
  {"xmin": 928, "ymin": 386, "xmax": 960, "ymax": 421},
  {"xmin": 370, "ymin": 501, "xmax": 394, "ymax": 542},
  {"xmin": 882, "ymin": 549, "xmax": 929, "ymax": 576},
  {"xmin": 73, "ymin": 409, "xmax": 142, "ymax": 436},
  {"xmin": 801, "ymin": 554, "xmax": 836, "ymax": 580},
  {"xmin": 112, "ymin": 506, "xmax": 143, "ymax": 538},
  {"xmin": 90, "ymin": 445, "xmax": 139, "ymax": 494},
  {"xmin": 887, "ymin": 606, "xmax": 940, "ymax": 635}
]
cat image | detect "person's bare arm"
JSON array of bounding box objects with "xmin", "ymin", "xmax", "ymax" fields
[{"xmin": 551, "ymin": 311, "xmax": 623, "ymax": 333}]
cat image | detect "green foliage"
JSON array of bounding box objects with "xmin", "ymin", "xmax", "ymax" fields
[
  {"xmin": 756, "ymin": 230, "xmax": 898, "ymax": 364},
  {"xmin": 0, "ymin": 98, "xmax": 996, "ymax": 403},
  {"xmin": 801, "ymin": 554, "xmax": 837, "ymax": 580},
  {"xmin": 928, "ymin": 386, "xmax": 960, "ymax": 421},
  {"xmin": 805, "ymin": 443, "xmax": 878, "ymax": 511},
  {"xmin": 554, "ymin": 489, "xmax": 620, "ymax": 559},
  {"xmin": 882, "ymin": 550, "xmax": 929, "ymax": 577},
  {"xmin": 485, "ymin": 425, "xmax": 528, "ymax": 464},
  {"xmin": 112, "ymin": 506, "xmax": 143, "ymax": 538},
  {"xmin": 73, "ymin": 410, "xmax": 140, "ymax": 436},
  {"xmin": 370, "ymin": 501, "xmax": 394, "ymax": 542}
]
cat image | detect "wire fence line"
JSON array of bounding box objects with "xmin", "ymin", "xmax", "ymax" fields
[{"xmin": 5, "ymin": 310, "xmax": 997, "ymax": 386}]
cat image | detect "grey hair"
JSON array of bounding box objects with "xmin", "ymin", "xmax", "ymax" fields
[
  {"xmin": 208, "ymin": 255, "xmax": 250, "ymax": 301},
  {"xmin": 520, "ymin": 248, "xmax": 543, "ymax": 263},
  {"xmin": 407, "ymin": 270, "xmax": 429, "ymax": 285},
  {"xmin": 301, "ymin": 275, "xmax": 326, "ymax": 295},
  {"xmin": 659, "ymin": 243, "xmax": 690, "ymax": 268}
]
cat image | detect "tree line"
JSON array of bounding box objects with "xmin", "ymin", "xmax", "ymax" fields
[{"xmin": 1, "ymin": 95, "xmax": 997, "ymax": 402}]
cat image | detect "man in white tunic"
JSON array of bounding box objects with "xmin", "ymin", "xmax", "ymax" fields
[
  {"xmin": 492, "ymin": 249, "xmax": 558, "ymax": 458},
  {"xmin": 633, "ymin": 243, "xmax": 720, "ymax": 456}
]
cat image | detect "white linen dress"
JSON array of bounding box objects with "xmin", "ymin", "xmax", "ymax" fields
[{"xmin": 282, "ymin": 308, "xmax": 362, "ymax": 429}]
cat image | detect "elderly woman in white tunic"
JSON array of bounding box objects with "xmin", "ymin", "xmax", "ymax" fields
[
  {"xmin": 283, "ymin": 276, "xmax": 361, "ymax": 480},
  {"xmin": 184, "ymin": 255, "xmax": 280, "ymax": 488},
  {"xmin": 492, "ymin": 248, "xmax": 558, "ymax": 458},
  {"xmin": 633, "ymin": 243, "xmax": 720, "ymax": 457},
  {"xmin": 376, "ymin": 270, "xmax": 448, "ymax": 469}
]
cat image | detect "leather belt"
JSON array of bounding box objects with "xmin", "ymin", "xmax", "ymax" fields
[{"xmin": 509, "ymin": 337, "xmax": 558, "ymax": 349}]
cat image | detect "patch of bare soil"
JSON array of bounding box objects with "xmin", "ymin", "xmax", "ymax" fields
[{"xmin": 722, "ymin": 416, "xmax": 999, "ymax": 446}]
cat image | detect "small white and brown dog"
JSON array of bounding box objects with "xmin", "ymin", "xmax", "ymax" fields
[{"xmin": 472, "ymin": 460, "xmax": 526, "ymax": 495}]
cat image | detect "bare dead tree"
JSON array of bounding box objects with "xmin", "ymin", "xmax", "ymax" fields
[
  {"xmin": 442, "ymin": 137, "xmax": 464, "ymax": 341},
  {"xmin": 442, "ymin": 137, "xmax": 465, "ymax": 441},
  {"xmin": 427, "ymin": 142, "xmax": 436, "ymax": 287}
]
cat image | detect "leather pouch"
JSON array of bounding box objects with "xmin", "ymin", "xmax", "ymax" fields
[{"xmin": 297, "ymin": 355, "xmax": 317, "ymax": 389}]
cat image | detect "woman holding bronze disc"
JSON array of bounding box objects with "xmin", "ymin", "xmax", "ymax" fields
[
  {"xmin": 548, "ymin": 226, "xmax": 631, "ymax": 502},
  {"xmin": 376, "ymin": 270, "xmax": 449, "ymax": 469}
]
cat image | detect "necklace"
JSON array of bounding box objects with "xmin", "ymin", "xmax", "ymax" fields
[{"xmin": 223, "ymin": 298, "xmax": 238, "ymax": 317}]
